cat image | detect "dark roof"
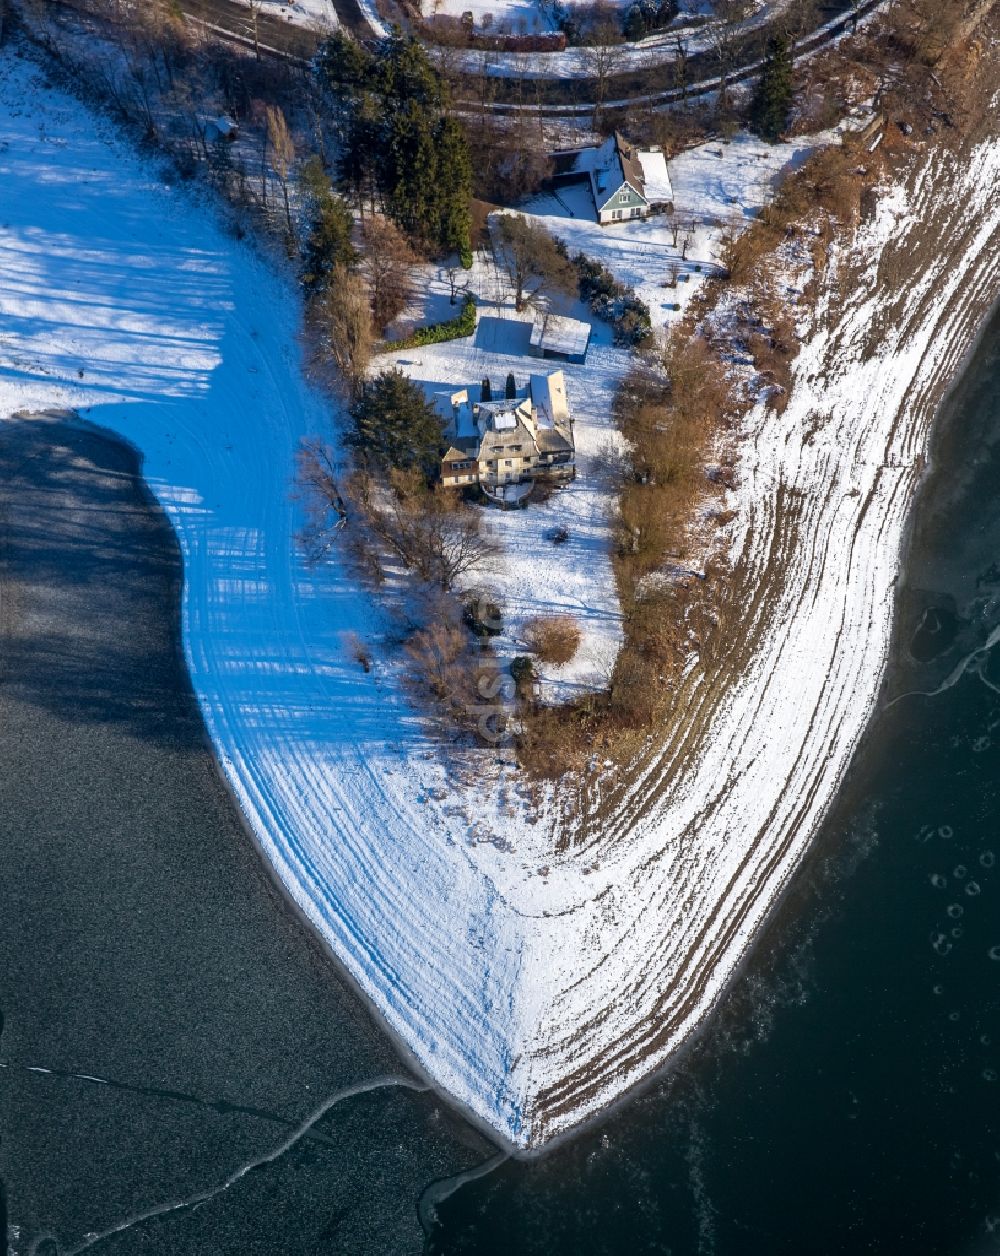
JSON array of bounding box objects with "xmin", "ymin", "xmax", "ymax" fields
[
  {"xmin": 534, "ymin": 428, "xmax": 573, "ymax": 455},
  {"xmin": 442, "ymin": 446, "xmax": 474, "ymax": 465},
  {"xmin": 614, "ymin": 131, "xmax": 646, "ymax": 199}
]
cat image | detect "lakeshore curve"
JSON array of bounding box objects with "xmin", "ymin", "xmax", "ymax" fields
[{"xmin": 2, "ymin": 39, "xmax": 1000, "ymax": 1157}]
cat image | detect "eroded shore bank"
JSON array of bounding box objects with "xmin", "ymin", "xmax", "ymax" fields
[{"xmin": 512, "ymin": 118, "xmax": 1000, "ymax": 1146}]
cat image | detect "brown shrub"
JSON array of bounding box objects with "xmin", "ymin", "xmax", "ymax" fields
[
  {"xmin": 361, "ymin": 216, "xmax": 417, "ymax": 335},
  {"xmin": 524, "ymin": 615, "xmax": 582, "ymax": 666},
  {"xmin": 345, "ymin": 632, "xmax": 372, "ymax": 672},
  {"xmin": 404, "ymin": 622, "xmax": 471, "ymax": 708}
]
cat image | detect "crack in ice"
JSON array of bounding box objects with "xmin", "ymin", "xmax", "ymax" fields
[
  {"xmin": 0, "ymin": 1059, "xmax": 329, "ymax": 1137},
  {"xmin": 25, "ymin": 1075, "xmax": 429, "ymax": 1256},
  {"xmin": 417, "ymin": 1150, "xmax": 510, "ymax": 1237},
  {"xmin": 887, "ymin": 618, "xmax": 1000, "ymax": 708}
]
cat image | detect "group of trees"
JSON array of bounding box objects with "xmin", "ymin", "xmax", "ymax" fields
[
  {"xmin": 621, "ymin": 0, "xmax": 680, "ymax": 42},
  {"xmin": 494, "ymin": 214, "xmax": 577, "ymax": 311},
  {"xmin": 552, "ymin": 0, "xmax": 678, "ymax": 46},
  {"xmin": 341, "ymin": 372, "xmax": 495, "ymax": 589},
  {"xmin": 318, "ymin": 31, "xmax": 473, "ymax": 264},
  {"xmin": 302, "ymin": 159, "xmax": 419, "ymax": 390}
]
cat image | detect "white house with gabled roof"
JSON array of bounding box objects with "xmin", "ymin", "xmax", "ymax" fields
[{"xmin": 556, "ymin": 132, "xmax": 674, "ymax": 226}]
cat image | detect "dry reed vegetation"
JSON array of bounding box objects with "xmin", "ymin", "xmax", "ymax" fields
[
  {"xmin": 514, "ymin": 315, "xmax": 736, "ymax": 776},
  {"xmin": 514, "ymin": 0, "xmax": 994, "ymax": 779}
]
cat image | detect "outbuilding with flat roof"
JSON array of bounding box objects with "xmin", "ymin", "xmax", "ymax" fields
[{"xmin": 529, "ymin": 312, "xmax": 591, "ymax": 364}]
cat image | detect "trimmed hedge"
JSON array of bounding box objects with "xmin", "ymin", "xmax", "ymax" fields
[
  {"xmin": 574, "ymin": 253, "xmax": 652, "ymax": 348},
  {"xmin": 382, "ymin": 294, "xmax": 476, "ymax": 352}
]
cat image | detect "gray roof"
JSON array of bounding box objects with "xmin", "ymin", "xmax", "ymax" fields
[
  {"xmin": 480, "ymin": 419, "xmax": 536, "ymax": 456},
  {"xmin": 529, "ymin": 313, "xmax": 591, "ymax": 359},
  {"xmin": 614, "ymin": 131, "xmax": 646, "ymax": 198},
  {"xmin": 590, "ymin": 132, "xmax": 649, "ymax": 211},
  {"xmin": 534, "ymin": 427, "xmax": 573, "ymax": 455}
]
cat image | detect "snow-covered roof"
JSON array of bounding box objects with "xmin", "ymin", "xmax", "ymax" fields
[
  {"xmin": 529, "ymin": 370, "xmax": 570, "ymax": 426},
  {"xmin": 529, "ymin": 313, "xmax": 591, "ymax": 360},
  {"xmin": 589, "ymin": 132, "xmax": 648, "ymax": 211},
  {"xmin": 435, "ymin": 387, "xmax": 468, "ymax": 418},
  {"xmin": 637, "ymin": 148, "xmax": 673, "ymax": 205},
  {"xmin": 435, "ymin": 387, "xmax": 476, "ymax": 443}
]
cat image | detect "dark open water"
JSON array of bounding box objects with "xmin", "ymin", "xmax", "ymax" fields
[{"xmin": 2, "ymin": 306, "xmax": 1000, "ymax": 1255}]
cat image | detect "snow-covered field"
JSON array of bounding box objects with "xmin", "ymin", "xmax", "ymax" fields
[
  {"xmin": 449, "ymin": 0, "xmax": 789, "ymax": 78},
  {"xmin": 382, "ymin": 256, "xmax": 628, "ymax": 698},
  {"xmin": 424, "ymin": 0, "xmax": 715, "ymax": 33},
  {"xmin": 5, "ymin": 44, "xmax": 1000, "ymax": 1155},
  {"xmin": 234, "ymin": 0, "xmax": 339, "ymax": 31}
]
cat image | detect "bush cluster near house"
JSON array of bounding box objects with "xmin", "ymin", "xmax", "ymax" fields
[
  {"xmin": 384, "ymin": 294, "xmax": 476, "ymax": 350},
  {"xmin": 318, "ymin": 30, "xmax": 473, "ymax": 265},
  {"xmin": 524, "ymin": 615, "xmax": 582, "ymax": 666},
  {"xmin": 550, "ymin": 0, "xmax": 679, "ymax": 45},
  {"xmin": 574, "ymin": 254, "xmax": 652, "ymax": 347}
]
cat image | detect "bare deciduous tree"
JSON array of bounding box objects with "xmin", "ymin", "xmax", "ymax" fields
[
  {"xmin": 580, "ymin": 22, "xmax": 625, "ymax": 131},
  {"xmin": 405, "ymin": 622, "xmax": 471, "ymax": 707},
  {"xmin": 310, "ymin": 264, "xmax": 374, "ymax": 394},
  {"xmin": 295, "ymin": 438, "xmax": 349, "ymax": 561},
  {"xmin": 360, "ymin": 216, "xmax": 417, "ymax": 334},
  {"xmin": 445, "ymin": 261, "xmax": 471, "ymax": 306},
  {"xmin": 710, "ymin": 0, "xmax": 751, "ymax": 113},
  {"xmin": 373, "ymin": 472, "xmax": 498, "ymax": 590},
  {"xmin": 494, "ymin": 214, "xmax": 577, "ymax": 312},
  {"xmin": 673, "ymin": 35, "xmax": 689, "ymax": 103},
  {"xmin": 353, "ymin": 470, "xmax": 497, "ymax": 590},
  {"xmin": 245, "ymin": 0, "xmax": 264, "ymax": 60},
  {"xmin": 265, "ymin": 103, "xmax": 295, "ymax": 236}
]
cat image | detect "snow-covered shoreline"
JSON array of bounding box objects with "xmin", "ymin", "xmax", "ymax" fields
[{"xmin": 3, "ymin": 48, "xmax": 1000, "ymax": 1152}]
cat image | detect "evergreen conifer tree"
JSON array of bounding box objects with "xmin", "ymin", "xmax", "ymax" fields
[
  {"xmin": 434, "ymin": 116, "xmax": 474, "ymax": 265},
  {"xmin": 348, "ymin": 370, "xmax": 444, "ymax": 483},
  {"xmin": 750, "ymin": 34, "xmax": 794, "ymax": 142},
  {"xmin": 301, "ymin": 157, "xmax": 357, "ymax": 288}
]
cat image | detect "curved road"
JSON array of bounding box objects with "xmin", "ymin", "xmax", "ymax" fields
[{"xmin": 48, "ymin": 0, "xmax": 881, "ymax": 112}]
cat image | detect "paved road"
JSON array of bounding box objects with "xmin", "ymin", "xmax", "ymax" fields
[{"xmin": 46, "ymin": 0, "xmax": 880, "ymax": 111}]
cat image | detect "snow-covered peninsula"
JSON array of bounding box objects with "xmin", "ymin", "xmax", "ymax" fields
[{"xmin": 3, "ymin": 45, "xmax": 1000, "ymax": 1152}]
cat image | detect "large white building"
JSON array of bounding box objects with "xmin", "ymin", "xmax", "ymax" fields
[{"xmin": 436, "ymin": 371, "xmax": 575, "ymax": 506}]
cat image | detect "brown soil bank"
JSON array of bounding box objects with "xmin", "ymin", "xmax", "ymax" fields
[{"xmin": 512, "ymin": 1, "xmax": 1000, "ymax": 1148}]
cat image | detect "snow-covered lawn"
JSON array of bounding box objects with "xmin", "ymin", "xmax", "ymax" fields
[
  {"xmin": 0, "ymin": 49, "xmax": 532, "ymax": 1139},
  {"xmin": 521, "ymin": 131, "xmax": 828, "ymax": 331},
  {"xmin": 380, "ymin": 258, "xmax": 629, "ymax": 699}
]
